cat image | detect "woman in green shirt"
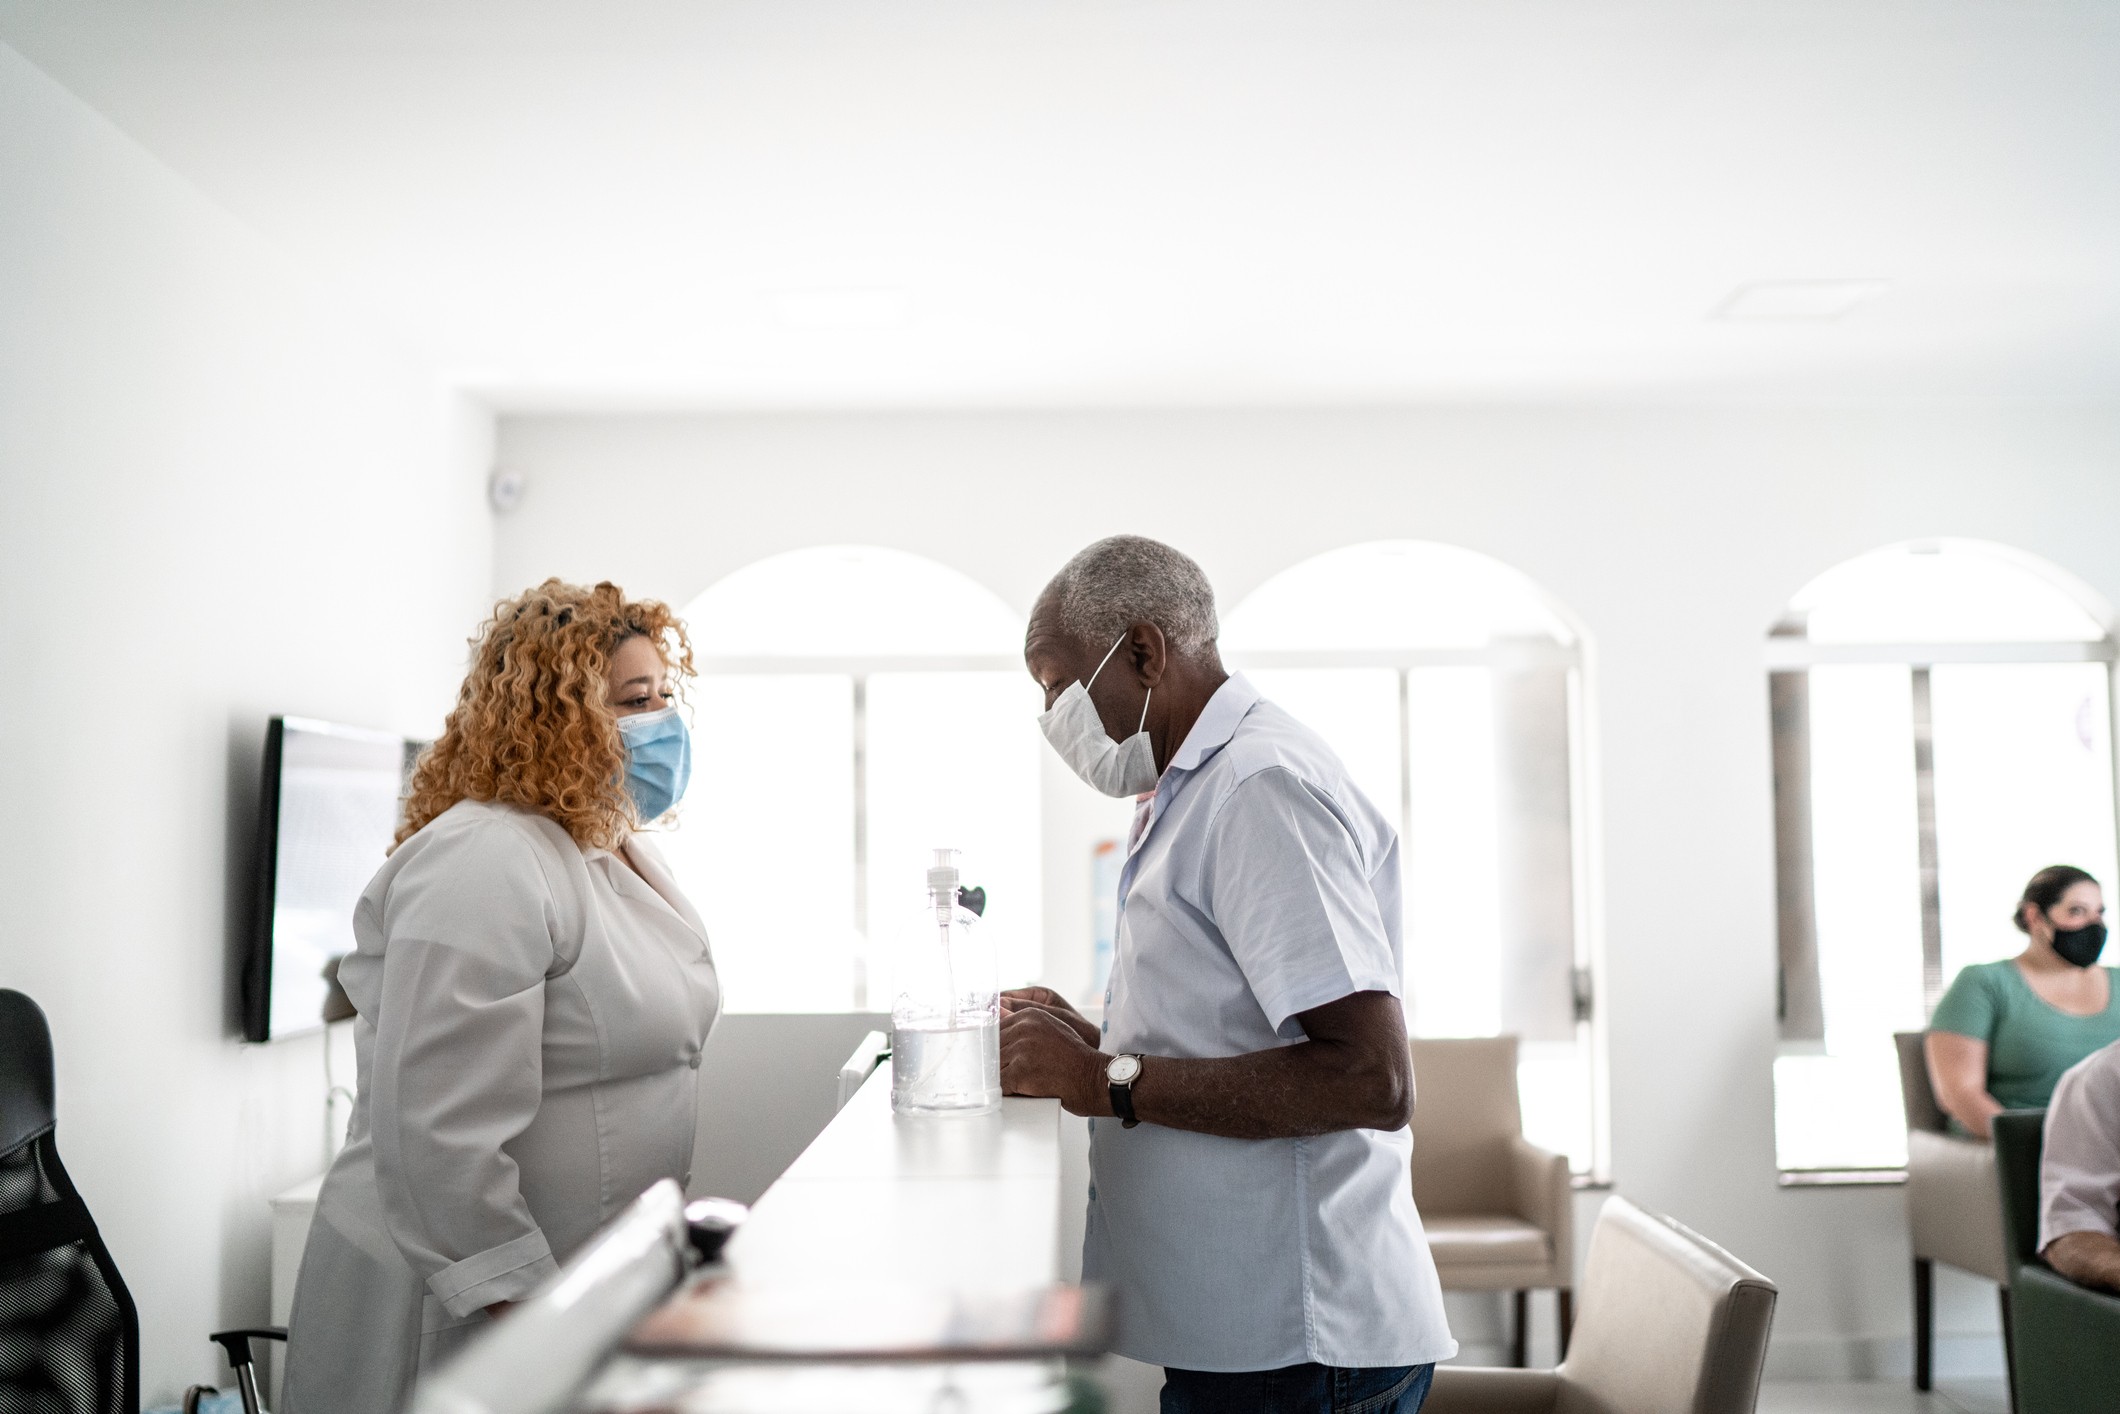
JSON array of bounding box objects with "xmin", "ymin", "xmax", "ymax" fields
[{"xmin": 1927, "ymin": 864, "xmax": 2119, "ymax": 1138}]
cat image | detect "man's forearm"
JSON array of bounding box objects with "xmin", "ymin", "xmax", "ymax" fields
[
  {"xmin": 1003, "ymin": 990, "xmax": 1413, "ymax": 1140},
  {"xmin": 2045, "ymin": 1231, "xmax": 2120, "ymax": 1293},
  {"xmin": 1084, "ymin": 1039, "xmax": 1410, "ymax": 1140}
]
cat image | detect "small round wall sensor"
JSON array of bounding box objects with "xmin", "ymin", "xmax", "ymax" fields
[{"xmin": 488, "ymin": 466, "xmax": 526, "ymax": 514}]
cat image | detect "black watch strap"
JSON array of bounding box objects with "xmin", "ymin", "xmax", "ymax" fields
[{"xmin": 1109, "ymin": 1055, "xmax": 1142, "ymax": 1129}]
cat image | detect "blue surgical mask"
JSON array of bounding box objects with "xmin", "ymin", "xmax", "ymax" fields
[{"xmin": 617, "ymin": 705, "xmax": 691, "ymax": 823}]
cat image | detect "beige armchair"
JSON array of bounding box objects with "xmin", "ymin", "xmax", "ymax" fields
[
  {"xmin": 1410, "ymin": 1036, "xmax": 1574, "ymax": 1366},
  {"xmin": 1892, "ymin": 1030, "xmax": 2013, "ymax": 1397},
  {"xmin": 1425, "ymin": 1195, "xmax": 1777, "ymax": 1414}
]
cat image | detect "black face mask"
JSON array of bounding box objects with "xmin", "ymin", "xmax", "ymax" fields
[{"xmin": 2049, "ymin": 918, "xmax": 2109, "ymax": 969}]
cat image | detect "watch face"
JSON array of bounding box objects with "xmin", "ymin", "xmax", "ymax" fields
[{"xmin": 1108, "ymin": 1054, "xmax": 1142, "ymax": 1085}]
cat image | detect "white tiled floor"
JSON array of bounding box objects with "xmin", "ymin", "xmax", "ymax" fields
[{"xmin": 1757, "ymin": 1379, "xmax": 2011, "ymax": 1414}]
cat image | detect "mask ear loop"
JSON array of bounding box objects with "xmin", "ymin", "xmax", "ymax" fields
[
  {"xmin": 1087, "ymin": 632, "xmax": 1152, "ymax": 737},
  {"xmin": 1085, "ymin": 633, "xmax": 1129, "ymax": 689}
]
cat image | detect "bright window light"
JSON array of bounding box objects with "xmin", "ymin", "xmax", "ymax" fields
[
  {"xmin": 1770, "ymin": 541, "xmax": 2119, "ymax": 1174},
  {"xmin": 1402, "ymin": 666, "xmax": 1506, "ymax": 1040},
  {"xmin": 658, "ymin": 674, "xmax": 858, "ymax": 1010},
  {"xmin": 1931, "ymin": 663, "xmax": 2118, "ymax": 982},
  {"xmin": 659, "ymin": 547, "xmax": 1036, "ymax": 1013},
  {"xmin": 1787, "ymin": 540, "xmax": 2108, "ymax": 645},
  {"xmin": 1808, "ymin": 665, "xmax": 1927, "ymax": 1062},
  {"xmin": 866, "ymin": 671, "xmax": 1045, "ymax": 1002}
]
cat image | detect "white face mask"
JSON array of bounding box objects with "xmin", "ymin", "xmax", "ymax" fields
[{"xmin": 1038, "ymin": 634, "xmax": 1160, "ymax": 798}]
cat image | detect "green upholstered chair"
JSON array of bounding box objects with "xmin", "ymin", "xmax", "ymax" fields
[{"xmin": 1990, "ymin": 1109, "xmax": 2120, "ymax": 1414}]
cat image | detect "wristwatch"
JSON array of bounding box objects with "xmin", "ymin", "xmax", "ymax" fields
[{"xmin": 1107, "ymin": 1054, "xmax": 1144, "ymax": 1128}]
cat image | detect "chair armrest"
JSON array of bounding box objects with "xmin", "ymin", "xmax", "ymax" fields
[
  {"xmin": 2009, "ymin": 1264, "xmax": 2120, "ymax": 1410},
  {"xmin": 1426, "ymin": 1366, "xmax": 1562, "ymax": 1414},
  {"xmin": 1506, "ymin": 1135, "xmax": 1574, "ymax": 1280},
  {"xmin": 1905, "ymin": 1129, "xmax": 2008, "ymax": 1282}
]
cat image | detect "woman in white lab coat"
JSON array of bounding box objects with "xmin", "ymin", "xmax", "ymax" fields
[{"xmin": 282, "ymin": 579, "xmax": 722, "ymax": 1414}]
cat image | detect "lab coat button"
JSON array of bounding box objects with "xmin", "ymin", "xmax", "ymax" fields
[{"xmin": 687, "ymin": 1054, "xmax": 701, "ymax": 1070}]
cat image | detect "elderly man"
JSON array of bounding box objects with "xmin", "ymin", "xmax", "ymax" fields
[
  {"xmin": 1000, "ymin": 535, "xmax": 1454, "ymax": 1414},
  {"xmin": 2042, "ymin": 1037, "xmax": 2120, "ymax": 1293}
]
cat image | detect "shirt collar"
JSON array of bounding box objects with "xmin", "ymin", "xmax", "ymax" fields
[{"xmin": 1164, "ymin": 672, "xmax": 1260, "ymax": 777}]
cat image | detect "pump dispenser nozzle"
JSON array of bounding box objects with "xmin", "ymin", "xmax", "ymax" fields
[{"xmin": 928, "ymin": 849, "xmax": 961, "ymax": 926}]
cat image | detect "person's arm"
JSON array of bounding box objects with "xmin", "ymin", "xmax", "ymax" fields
[
  {"xmin": 2045, "ymin": 1231, "xmax": 2120, "ymax": 1292},
  {"xmin": 362, "ymin": 819, "xmax": 567, "ymax": 1320},
  {"xmin": 2038, "ymin": 1049, "xmax": 2120, "ymax": 1289},
  {"xmin": 999, "ymin": 989, "xmax": 1412, "ymax": 1139},
  {"xmin": 1003, "ymin": 766, "xmax": 1411, "ymax": 1137},
  {"xmin": 1926, "ymin": 1030, "xmax": 2003, "ymax": 1139}
]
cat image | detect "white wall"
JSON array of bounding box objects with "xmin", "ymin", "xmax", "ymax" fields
[
  {"xmin": 492, "ymin": 401, "xmax": 2120, "ymax": 1377},
  {"xmin": 0, "ymin": 42, "xmax": 495, "ymax": 1402}
]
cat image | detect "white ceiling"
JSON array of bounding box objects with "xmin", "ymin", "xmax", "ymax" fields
[{"xmin": 4, "ymin": 0, "xmax": 2118, "ymax": 410}]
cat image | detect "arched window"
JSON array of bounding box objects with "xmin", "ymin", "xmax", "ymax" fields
[
  {"xmin": 1768, "ymin": 540, "xmax": 2119, "ymax": 1176},
  {"xmin": 657, "ymin": 546, "xmax": 1043, "ymax": 1012},
  {"xmin": 1224, "ymin": 542, "xmax": 1598, "ymax": 1172}
]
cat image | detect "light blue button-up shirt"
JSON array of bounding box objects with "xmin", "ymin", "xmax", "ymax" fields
[{"xmin": 1082, "ymin": 673, "xmax": 1456, "ymax": 1372}]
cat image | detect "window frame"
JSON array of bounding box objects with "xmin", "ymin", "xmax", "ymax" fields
[
  {"xmin": 1226, "ymin": 640, "xmax": 1608, "ymax": 1180},
  {"xmin": 693, "ymin": 651, "xmax": 1025, "ymax": 1011},
  {"xmin": 1767, "ymin": 630, "xmax": 2120, "ymax": 1183}
]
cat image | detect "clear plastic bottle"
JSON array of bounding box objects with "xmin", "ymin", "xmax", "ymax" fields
[{"xmin": 891, "ymin": 848, "xmax": 1001, "ymax": 1116}]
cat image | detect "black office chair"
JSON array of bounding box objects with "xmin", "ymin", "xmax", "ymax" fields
[
  {"xmin": 0, "ymin": 987, "xmax": 141, "ymax": 1414},
  {"xmin": 1, "ymin": 990, "xmax": 287, "ymax": 1414}
]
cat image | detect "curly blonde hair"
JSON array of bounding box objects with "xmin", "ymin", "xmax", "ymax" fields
[{"xmin": 397, "ymin": 579, "xmax": 695, "ymax": 852}]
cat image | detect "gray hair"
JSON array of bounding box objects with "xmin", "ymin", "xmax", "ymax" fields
[{"xmin": 1040, "ymin": 535, "xmax": 1220, "ymax": 657}]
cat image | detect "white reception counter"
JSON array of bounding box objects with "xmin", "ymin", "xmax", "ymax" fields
[
  {"xmin": 271, "ymin": 1062, "xmax": 1088, "ymax": 1408},
  {"xmin": 728, "ymin": 1064, "xmax": 1070, "ymax": 1288}
]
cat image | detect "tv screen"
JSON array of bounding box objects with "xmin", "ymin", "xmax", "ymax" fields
[{"xmin": 244, "ymin": 716, "xmax": 421, "ymax": 1042}]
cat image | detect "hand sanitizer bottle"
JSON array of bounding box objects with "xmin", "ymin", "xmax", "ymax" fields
[{"xmin": 891, "ymin": 849, "xmax": 1001, "ymax": 1116}]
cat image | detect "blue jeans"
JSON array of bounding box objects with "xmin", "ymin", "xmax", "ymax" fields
[{"xmin": 1159, "ymin": 1361, "xmax": 1433, "ymax": 1414}]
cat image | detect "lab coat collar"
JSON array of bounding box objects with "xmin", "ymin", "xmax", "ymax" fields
[{"xmin": 590, "ymin": 835, "xmax": 711, "ymax": 946}]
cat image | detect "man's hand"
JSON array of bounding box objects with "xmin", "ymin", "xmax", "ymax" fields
[
  {"xmin": 1000, "ymin": 1005, "xmax": 1108, "ymax": 1116},
  {"xmin": 1001, "ymin": 986, "xmax": 1101, "ymax": 1047}
]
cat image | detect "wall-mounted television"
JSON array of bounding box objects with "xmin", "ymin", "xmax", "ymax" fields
[{"xmin": 243, "ymin": 716, "xmax": 422, "ymax": 1042}]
